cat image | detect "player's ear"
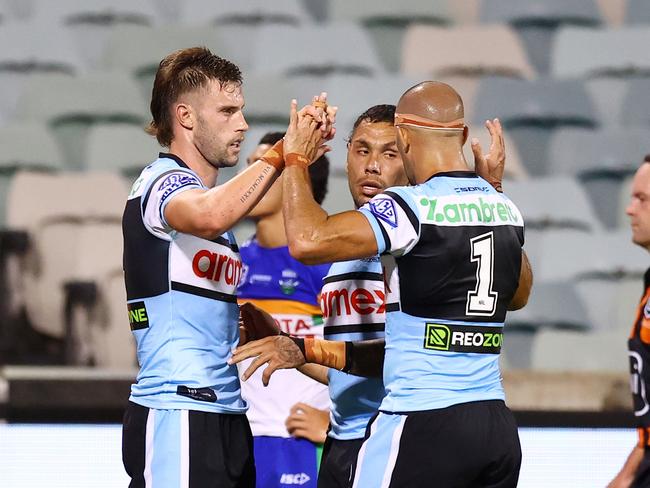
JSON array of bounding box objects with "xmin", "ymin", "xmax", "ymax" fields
[
  {"xmin": 462, "ymin": 126, "xmax": 468, "ymax": 145},
  {"xmin": 397, "ymin": 127, "xmax": 410, "ymax": 154},
  {"xmin": 176, "ymin": 102, "xmax": 194, "ymax": 131}
]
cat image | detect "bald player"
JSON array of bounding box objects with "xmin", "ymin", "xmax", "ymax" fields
[{"xmin": 230, "ymin": 83, "xmax": 532, "ymax": 487}]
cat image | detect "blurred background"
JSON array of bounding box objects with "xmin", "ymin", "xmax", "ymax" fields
[{"xmin": 0, "ymin": 0, "xmax": 647, "ymax": 486}]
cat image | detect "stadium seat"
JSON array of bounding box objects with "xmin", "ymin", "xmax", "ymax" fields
[
  {"xmin": 530, "ymin": 329, "xmax": 628, "ymax": 372},
  {"xmin": 506, "ymin": 281, "xmax": 592, "ymax": 330},
  {"xmin": 480, "ymin": 0, "xmax": 602, "ymax": 74},
  {"xmin": 329, "ymin": 0, "xmax": 452, "ymax": 71},
  {"xmin": 240, "ymin": 74, "xmax": 293, "ymax": 126},
  {"xmin": 31, "ymin": 0, "xmax": 158, "ymax": 70},
  {"xmin": 473, "ymin": 78, "xmax": 597, "ymax": 175},
  {"xmin": 576, "ymin": 277, "xmax": 644, "ymax": 331},
  {"xmin": 622, "ymin": 79, "xmax": 650, "ymax": 127},
  {"xmin": 5, "ymin": 172, "xmax": 127, "ymax": 345},
  {"xmin": 553, "ymin": 26, "xmax": 650, "ymax": 78},
  {"xmin": 617, "ymin": 175, "xmax": 634, "ymax": 229},
  {"xmin": 549, "ymin": 127, "xmax": 650, "ymax": 227},
  {"xmin": 101, "ymin": 25, "xmax": 239, "ymax": 96},
  {"xmin": 322, "ymin": 173, "xmax": 355, "ymax": 214},
  {"xmin": 595, "ymin": 0, "xmax": 626, "ymax": 26},
  {"xmin": 401, "ymin": 25, "xmax": 535, "ymax": 79},
  {"xmin": 85, "ymin": 123, "xmax": 160, "ymax": 179},
  {"xmin": 501, "ymin": 328, "xmax": 536, "ymax": 369},
  {"xmin": 251, "ymin": 23, "xmax": 384, "ymax": 76},
  {"xmin": 625, "ymin": 0, "xmax": 650, "ymax": 24},
  {"xmin": 182, "ymin": 0, "xmax": 309, "ymax": 26},
  {"xmin": 16, "ymin": 73, "xmax": 148, "ymax": 170},
  {"xmin": 505, "ymin": 176, "xmax": 602, "ymax": 231}
]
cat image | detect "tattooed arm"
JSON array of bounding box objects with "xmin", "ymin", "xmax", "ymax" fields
[{"xmin": 165, "ymin": 158, "xmax": 280, "ymax": 240}]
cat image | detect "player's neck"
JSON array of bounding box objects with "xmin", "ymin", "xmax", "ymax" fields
[
  {"xmin": 168, "ymin": 140, "xmax": 219, "ymax": 188},
  {"xmin": 412, "ymin": 146, "xmax": 469, "ymax": 184},
  {"xmin": 254, "ymin": 211, "xmax": 287, "ymax": 248}
]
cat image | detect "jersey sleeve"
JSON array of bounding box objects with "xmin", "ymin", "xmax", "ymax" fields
[
  {"xmin": 142, "ymin": 170, "xmax": 203, "ymax": 239},
  {"xmin": 357, "ymin": 189, "xmax": 421, "ymax": 256}
]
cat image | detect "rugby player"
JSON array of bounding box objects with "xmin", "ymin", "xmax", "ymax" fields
[
  {"xmin": 231, "ymin": 83, "xmax": 532, "ymax": 487},
  {"xmin": 121, "ymin": 47, "xmax": 332, "ymax": 487}
]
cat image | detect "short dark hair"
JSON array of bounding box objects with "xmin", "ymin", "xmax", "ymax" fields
[
  {"xmin": 348, "ymin": 104, "xmax": 396, "ymax": 141},
  {"xmin": 147, "ymin": 47, "xmax": 242, "ymax": 147},
  {"xmin": 257, "ymin": 131, "xmax": 329, "ymax": 205},
  {"xmin": 644, "ymin": 154, "xmax": 650, "ymax": 164}
]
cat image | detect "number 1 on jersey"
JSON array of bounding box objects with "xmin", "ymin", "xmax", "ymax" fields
[{"xmin": 466, "ymin": 232, "xmax": 498, "ymax": 316}]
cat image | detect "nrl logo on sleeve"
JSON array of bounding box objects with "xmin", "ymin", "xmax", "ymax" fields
[{"xmin": 369, "ymin": 198, "xmax": 398, "ymax": 228}]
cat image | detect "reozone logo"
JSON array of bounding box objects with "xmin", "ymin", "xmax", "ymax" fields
[{"xmin": 424, "ymin": 323, "xmax": 502, "ymax": 354}]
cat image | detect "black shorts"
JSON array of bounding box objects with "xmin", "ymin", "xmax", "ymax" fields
[
  {"xmin": 318, "ymin": 436, "xmax": 365, "ymax": 488},
  {"xmin": 122, "ymin": 401, "xmax": 255, "ymax": 488},
  {"xmin": 350, "ymin": 400, "xmax": 521, "ymax": 488}
]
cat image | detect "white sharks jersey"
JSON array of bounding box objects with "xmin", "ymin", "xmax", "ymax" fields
[
  {"xmin": 322, "ymin": 257, "xmax": 386, "ymax": 440},
  {"xmin": 123, "ymin": 153, "xmax": 246, "ymax": 414},
  {"xmin": 358, "ymin": 171, "xmax": 525, "ymax": 413}
]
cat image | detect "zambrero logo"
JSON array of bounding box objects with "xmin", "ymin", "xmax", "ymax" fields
[
  {"xmin": 192, "ymin": 249, "xmax": 242, "ymax": 286},
  {"xmin": 320, "ymin": 287, "xmax": 385, "ymax": 318},
  {"xmin": 423, "ymin": 323, "xmax": 503, "ymax": 354},
  {"xmin": 419, "ymin": 195, "xmax": 520, "ymax": 226}
]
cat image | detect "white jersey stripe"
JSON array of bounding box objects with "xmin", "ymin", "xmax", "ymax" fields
[
  {"xmin": 351, "ymin": 415, "xmax": 379, "ymax": 488},
  {"xmin": 144, "ymin": 409, "xmax": 156, "ymax": 488},
  {"xmin": 380, "ymin": 416, "xmax": 406, "ymax": 488},
  {"xmin": 179, "ymin": 410, "xmax": 189, "ymax": 488}
]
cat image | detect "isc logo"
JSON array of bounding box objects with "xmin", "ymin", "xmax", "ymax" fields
[
  {"xmin": 320, "ymin": 287, "xmax": 385, "ymax": 317},
  {"xmin": 192, "ymin": 249, "xmax": 242, "ymax": 286},
  {"xmin": 279, "ymin": 473, "xmax": 310, "ymax": 485}
]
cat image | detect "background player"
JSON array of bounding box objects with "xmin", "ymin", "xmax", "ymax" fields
[
  {"xmin": 238, "ymin": 131, "xmax": 331, "ymax": 487},
  {"xmin": 231, "ymin": 83, "xmax": 532, "ymax": 487},
  {"xmin": 121, "ymin": 47, "xmax": 331, "ymax": 487}
]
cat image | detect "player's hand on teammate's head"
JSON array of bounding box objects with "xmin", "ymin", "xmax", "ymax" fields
[
  {"xmin": 238, "ymin": 302, "xmax": 280, "ymax": 346},
  {"xmin": 472, "ymin": 118, "xmax": 505, "ymax": 193},
  {"xmin": 228, "ymin": 335, "xmax": 307, "ymax": 386},
  {"xmin": 285, "ymin": 402, "xmax": 329, "ymax": 444}
]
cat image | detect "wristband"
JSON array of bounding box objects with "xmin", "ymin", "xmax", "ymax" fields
[
  {"xmin": 285, "ymin": 152, "xmax": 310, "ymax": 169},
  {"xmin": 260, "ymin": 138, "xmax": 285, "ymax": 171},
  {"xmin": 304, "ymin": 338, "xmax": 347, "ymax": 371}
]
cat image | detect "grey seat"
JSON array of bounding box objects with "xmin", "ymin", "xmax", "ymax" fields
[
  {"xmin": 473, "ymin": 78, "xmax": 597, "ymax": 175},
  {"xmin": 481, "ymin": 0, "xmax": 602, "ymax": 74},
  {"xmin": 101, "ymin": 25, "xmax": 238, "ymax": 97},
  {"xmin": 251, "ymin": 23, "xmax": 384, "ymax": 77},
  {"xmin": 85, "ymin": 124, "xmax": 161, "ymax": 179},
  {"xmin": 182, "ymin": 0, "xmax": 309, "ymax": 26},
  {"xmin": 531, "ymin": 329, "xmax": 628, "ymax": 372},
  {"xmin": 506, "ymin": 281, "xmax": 592, "ymax": 330},
  {"xmin": 17, "ymin": 73, "xmax": 148, "ymax": 170},
  {"xmin": 505, "ymin": 176, "xmax": 601, "ymax": 231},
  {"xmin": 625, "ymin": 0, "xmax": 650, "ymax": 24},
  {"xmin": 622, "ymin": 79, "xmax": 650, "ymax": 127},
  {"xmin": 549, "ymin": 127, "xmax": 650, "ymax": 227},
  {"xmin": 329, "ymin": 0, "xmax": 452, "ymax": 72}
]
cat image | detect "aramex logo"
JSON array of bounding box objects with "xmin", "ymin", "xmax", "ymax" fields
[
  {"xmin": 320, "ymin": 287, "xmax": 385, "ymax": 317},
  {"xmin": 192, "ymin": 250, "xmax": 242, "ymax": 286},
  {"xmin": 419, "ymin": 196, "xmax": 520, "ymax": 226}
]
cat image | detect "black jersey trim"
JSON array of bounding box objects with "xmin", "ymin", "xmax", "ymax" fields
[
  {"xmin": 425, "ymin": 170, "xmax": 478, "ymax": 182},
  {"xmin": 376, "ymin": 218, "xmax": 392, "ymax": 251},
  {"xmin": 322, "ymin": 271, "xmax": 384, "ymax": 285},
  {"xmin": 159, "ymin": 152, "xmax": 190, "ymax": 169},
  {"xmin": 171, "ymin": 281, "xmax": 238, "ymax": 303},
  {"xmin": 211, "ymin": 235, "xmax": 239, "ymax": 253},
  {"xmin": 384, "ymin": 190, "xmax": 419, "ymax": 233},
  {"xmin": 386, "ymin": 303, "xmax": 400, "ymax": 312},
  {"xmin": 324, "ymin": 323, "xmax": 385, "ymax": 336}
]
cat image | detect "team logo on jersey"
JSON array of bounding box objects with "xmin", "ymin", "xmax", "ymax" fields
[
  {"xmin": 279, "ymin": 473, "xmax": 310, "ymax": 485},
  {"xmin": 644, "ymin": 297, "xmax": 650, "ymax": 319},
  {"xmin": 423, "ymin": 323, "xmax": 502, "ymax": 354},
  {"xmin": 159, "ymin": 173, "xmax": 201, "ymax": 206},
  {"xmin": 127, "ymin": 301, "xmax": 149, "ymax": 331},
  {"xmin": 369, "ymin": 198, "xmax": 398, "ymax": 228},
  {"xmin": 279, "ymin": 269, "xmax": 299, "ymax": 295}
]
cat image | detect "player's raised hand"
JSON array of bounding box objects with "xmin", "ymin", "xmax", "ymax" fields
[
  {"xmin": 228, "ymin": 335, "xmax": 306, "ymax": 386},
  {"xmin": 284, "ymin": 99, "xmax": 330, "ymax": 164},
  {"xmin": 285, "ymin": 402, "xmax": 329, "ymax": 444},
  {"xmin": 472, "ymin": 118, "xmax": 505, "ymax": 192}
]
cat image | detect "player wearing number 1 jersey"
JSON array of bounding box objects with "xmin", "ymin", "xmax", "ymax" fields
[{"xmin": 230, "ymin": 84, "xmax": 532, "ymax": 488}]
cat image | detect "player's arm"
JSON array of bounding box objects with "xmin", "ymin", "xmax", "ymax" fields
[
  {"xmin": 297, "ymin": 364, "xmax": 329, "ymax": 385},
  {"xmin": 165, "ymin": 150, "xmax": 283, "ymax": 240},
  {"xmin": 508, "ymin": 250, "xmax": 532, "ymax": 311},
  {"xmin": 607, "ymin": 444, "xmax": 643, "ymax": 488},
  {"xmin": 228, "ymin": 336, "xmax": 385, "ymax": 386}
]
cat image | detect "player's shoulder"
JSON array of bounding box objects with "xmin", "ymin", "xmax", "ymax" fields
[{"xmin": 128, "ymin": 154, "xmax": 203, "ymax": 201}]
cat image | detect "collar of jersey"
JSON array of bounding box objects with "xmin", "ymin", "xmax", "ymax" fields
[
  {"xmin": 159, "ymin": 152, "xmax": 190, "ymax": 169},
  {"xmin": 426, "ymin": 170, "xmax": 478, "ymax": 182}
]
